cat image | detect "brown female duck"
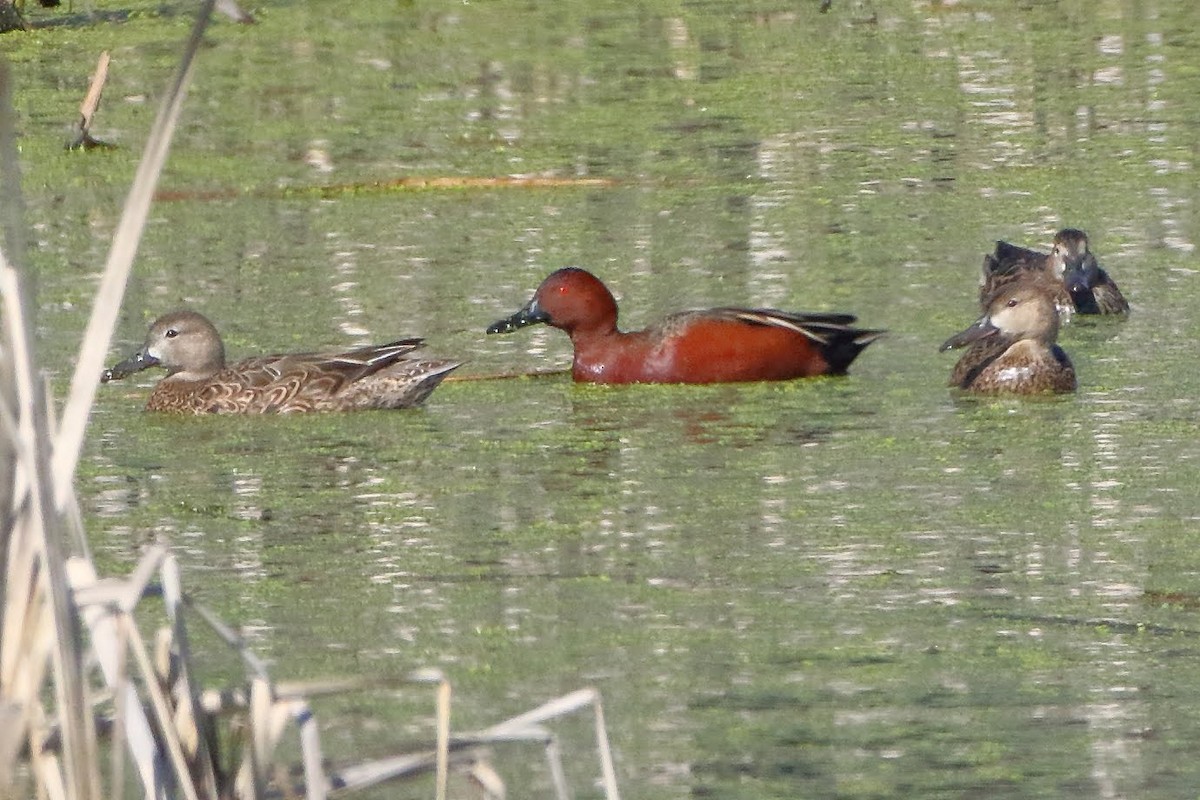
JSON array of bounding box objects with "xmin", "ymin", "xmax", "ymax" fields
[
  {"xmin": 980, "ymin": 228, "xmax": 1129, "ymax": 315},
  {"xmin": 102, "ymin": 311, "xmax": 460, "ymax": 413},
  {"xmin": 941, "ymin": 282, "xmax": 1076, "ymax": 394}
]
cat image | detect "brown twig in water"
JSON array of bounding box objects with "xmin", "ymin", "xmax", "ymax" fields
[
  {"xmin": 153, "ymin": 174, "xmax": 619, "ymax": 203},
  {"xmin": 311, "ymin": 175, "xmax": 618, "ymax": 198},
  {"xmin": 442, "ymin": 368, "xmax": 569, "ymax": 383},
  {"xmin": 67, "ymin": 51, "xmax": 114, "ymax": 151}
]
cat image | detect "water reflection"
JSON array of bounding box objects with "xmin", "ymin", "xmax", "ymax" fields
[{"xmin": 60, "ymin": 0, "xmax": 1200, "ymax": 797}]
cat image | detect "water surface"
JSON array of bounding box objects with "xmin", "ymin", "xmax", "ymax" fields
[{"xmin": 11, "ymin": 0, "xmax": 1200, "ymax": 797}]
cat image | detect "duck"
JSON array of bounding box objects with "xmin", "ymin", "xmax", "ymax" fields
[
  {"xmin": 941, "ymin": 281, "xmax": 1076, "ymax": 394},
  {"xmin": 486, "ymin": 267, "xmax": 883, "ymax": 384},
  {"xmin": 1053, "ymin": 229, "xmax": 1130, "ymax": 314},
  {"xmin": 980, "ymin": 228, "xmax": 1128, "ymax": 315},
  {"xmin": 101, "ymin": 310, "xmax": 460, "ymax": 412}
]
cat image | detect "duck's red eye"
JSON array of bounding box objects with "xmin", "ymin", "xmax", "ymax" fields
[{"xmin": 557, "ymin": 285, "xmax": 569, "ymax": 295}]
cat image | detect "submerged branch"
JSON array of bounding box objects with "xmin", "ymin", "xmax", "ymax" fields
[{"xmin": 154, "ymin": 174, "xmax": 619, "ymax": 204}]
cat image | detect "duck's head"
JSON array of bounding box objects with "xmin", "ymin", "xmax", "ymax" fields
[
  {"xmin": 941, "ymin": 282, "xmax": 1061, "ymax": 352},
  {"xmin": 1049, "ymin": 228, "xmax": 1093, "ymax": 277},
  {"xmin": 102, "ymin": 310, "xmax": 226, "ymax": 383},
  {"xmin": 487, "ymin": 267, "xmax": 619, "ymax": 336}
]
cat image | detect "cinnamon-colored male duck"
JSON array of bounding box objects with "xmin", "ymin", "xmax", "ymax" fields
[
  {"xmin": 486, "ymin": 267, "xmax": 884, "ymax": 384},
  {"xmin": 102, "ymin": 311, "xmax": 460, "ymax": 413},
  {"xmin": 981, "ymin": 228, "xmax": 1129, "ymax": 315},
  {"xmin": 941, "ymin": 281, "xmax": 1076, "ymax": 394}
]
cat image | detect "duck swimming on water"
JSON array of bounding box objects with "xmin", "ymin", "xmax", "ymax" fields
[
  {"xmin": 102, "ymin": 311, "xmax": 460, "ymax": 413},
  {"xmin": 941, "ymin": 281, "xmax": 1076, "ymax": 395}
]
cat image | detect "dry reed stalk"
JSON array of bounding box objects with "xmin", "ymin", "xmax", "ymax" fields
[
  {"xmin": 0, "ymin": 8, "xmax": 216, "ymax": 784},
  {"xmin": 68, "ymin": 555, "xmax": 176, "ymax": 797},
  {"xmin": 0, "ymin": 701, "xmax": 23, "ymax": 792},
  {"xmin": 161, "ymin": 553, "xmax": 220, "ymax": 796},
  {"xmin": 53, "ymin": 0, "xmax": 217, "ymax": 514},
  {"xmin": 474, "ymin": 688, "xmax": 621, "ymax": 800},
  {"xmin": 0, "ymin": 58, "xmax": 101, "ymax": 800}
]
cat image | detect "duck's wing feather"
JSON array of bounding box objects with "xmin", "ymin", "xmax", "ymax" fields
[
  {"xmin": 980, "ymin": 241, "xmax": 1054, "ymax": 305},
  {"xmin": 949, "ymin": 336, "xmax": 1013, "ymax": 389},
  {"xmin": 704, "ymin": 307, "xmax": 884, "ymax": 346},
  {"xmin": 1066, "ymin": 264, "xmax": 1129, "ymax": 315},
  {"xmin": 990, "ymin": 240, "xmax": 1047, "ymax": 269},
  {"xmin": 193, "ymin": 339, "xmax": 431, "ymax": 412}
]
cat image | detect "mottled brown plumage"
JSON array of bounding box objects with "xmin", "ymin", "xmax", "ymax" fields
[
  {"xmin": 980, "ymin": 239, "xmax": 1072, "ymax": 315},
  {"xmin": 941, "ymin": 281, "xmax": 1076, "ymax": 395},
  {"xmin": 102, "ymin": 311, "xmax": 460, "ymax": 413},
  {"xmin": 980, "ymin": 228, "xmax": 1128, "ymax": 316}
]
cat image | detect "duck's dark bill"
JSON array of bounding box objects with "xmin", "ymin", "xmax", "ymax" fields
[
  {"xmin": 939, "ymin": 318, "xmax": 998, "ymax": 352},
  {"xmin": 101, "ymin": 350, "xmax": 159, "ymax": 383},
  {"xmin": 486, "ymin": 300, "xmax": 550, "ymax": 335}
]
